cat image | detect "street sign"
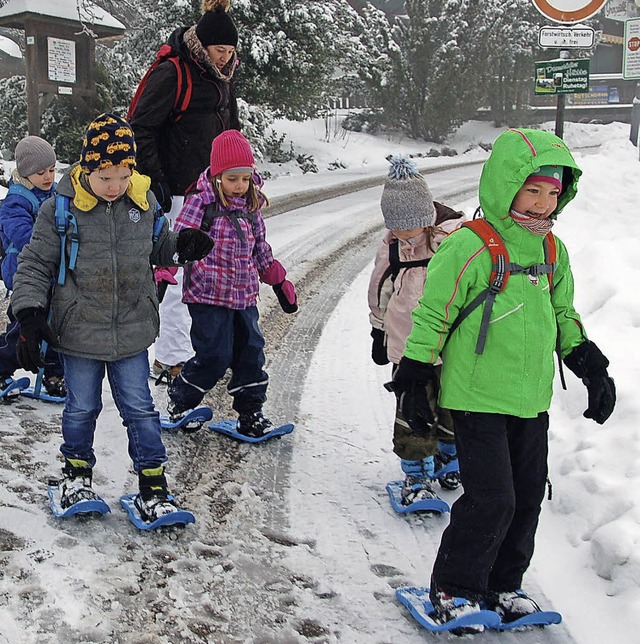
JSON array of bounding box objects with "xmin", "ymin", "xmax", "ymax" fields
[
  {"xmin": 623, "ymin": 17, "xmax": 640, "ymax": 79},
  {"xmin": 532, "ymin": 0, "xmax": 608, "ymax": 24},
  {"xmin": 534, "ymin": 58, "xmax": 590, "ymax": 94},
  {"xmin": 539, "ymin": 25, "xmax": 595, "ymax": 47}
]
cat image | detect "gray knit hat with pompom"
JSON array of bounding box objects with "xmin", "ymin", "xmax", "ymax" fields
[{"xmin": 380, "ymin": 155, "xmax": 435, "ymax": 230}]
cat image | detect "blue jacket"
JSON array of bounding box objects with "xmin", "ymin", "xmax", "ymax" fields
[{"xmin": 0, "ymin": 175, "xmax": 55, "ymax": 289}]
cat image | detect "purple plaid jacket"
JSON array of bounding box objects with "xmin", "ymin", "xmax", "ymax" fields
[{"xmin": 175, "ymin": 169, "xmax": 274, "ymax": 309}]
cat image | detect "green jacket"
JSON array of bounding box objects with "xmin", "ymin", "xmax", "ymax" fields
[
  {"xmin": 11, "ymin": 164, "xmax": 178, "ymax": 361},
  {"xmin": 404, "ymin": 128, "xmax": 588, "ymax": 417}
]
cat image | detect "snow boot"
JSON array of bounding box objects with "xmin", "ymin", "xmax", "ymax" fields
[
  {"xmin": 434, "ymin": 442, "xmax": 461, "ymax": 491},
  {"xmin": 59, "ymin": 459, "xmax": 99, "ymax": 508},
  {"xmin": 167, "ymin": 400, "xmax": 206, "ymax": 432},
  {"xmin": 134, "ymin": 467, "xmax": 178, "ymax": 522},
  {"xmin": 401, "ymin": 475, "xmax": 440, "ymax": 506},
  {"xmin": 491, "ymin": 589, "xmax": 542, "ymax": 623},
  {"xmin": 399, "ymin": 456, "xmax": 444, "ymax": 506},
  {"xmin": 43, "ymin": 375, "xmax": 67, "ymax": 398},
  {"xmin": 237, "ymin": 411, "xmax": 274, "ymax": 438},
  {"xmin": 429, "ymin": 586, "xmax": 486, "ymax": 635}
]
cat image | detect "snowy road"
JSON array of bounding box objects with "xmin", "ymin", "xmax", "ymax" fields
[{"xmin": 0, "ymin": 161, "xmax": 579, "ymax": 643}]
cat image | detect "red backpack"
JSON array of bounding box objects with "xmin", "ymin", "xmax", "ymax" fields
[
  {"xmin": 448, "ymin": 218, "xmax": 557, "ymax": 355},
  {"xmin": 128, "ymin": 44, "xmax": 193, "ymax": 123}
]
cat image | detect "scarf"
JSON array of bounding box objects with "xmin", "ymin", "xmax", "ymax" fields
[
  {"xmin": 184, "ymin": 26, "xmax": 237, "ymax": 82},
  {"xmin": 509, "ymin": 209, "xmax": 554, "ymax": 236}
]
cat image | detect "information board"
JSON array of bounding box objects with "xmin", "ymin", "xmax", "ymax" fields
[{"xmin": 534, "ymin": 58, "xmax": 590, "ymax": 94}]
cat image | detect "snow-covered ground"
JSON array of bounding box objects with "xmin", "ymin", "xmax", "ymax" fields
[{"xmin": 0, "ymin": 116, "xmax": 638, "ymax": 643}]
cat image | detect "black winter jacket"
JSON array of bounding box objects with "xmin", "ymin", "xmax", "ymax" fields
[{"xmin": 130, "ymin": 27, "xmax": 240, "ymax": 196}]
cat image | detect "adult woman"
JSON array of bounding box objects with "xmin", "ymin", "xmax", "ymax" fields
[{"xmin": 130, "ymin": 0, "xmax": 240, "ymax": 377}]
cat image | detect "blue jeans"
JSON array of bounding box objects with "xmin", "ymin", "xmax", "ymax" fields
[
  {"xmin": 60, "ymin": 350, "xmax": 167, "ymax": 473},
  {"xmin": 169, "ymin": 304, "xmax": 268, "ymax": 414}
]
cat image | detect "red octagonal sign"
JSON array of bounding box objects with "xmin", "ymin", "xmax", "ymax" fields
[{"xmin": 532, "ymin": 0, "xmax": 608, "ymax": 24}]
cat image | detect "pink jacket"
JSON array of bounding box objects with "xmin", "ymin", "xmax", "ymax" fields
[{"xmin": 368, "ymin": 202, "xmax": 466, "ymax": 364}]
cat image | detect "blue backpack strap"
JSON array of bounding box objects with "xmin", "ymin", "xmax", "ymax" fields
[
  {"xmin": 54, "ymin": 195, "xmax": 78, "ymax": 286},
  {"xmin": 152, "ymin": 202, "xmax": 166, "ymax": 243},
  {"xmin": 7, "ymin": 183, "xmax": 40, "ymax": 216}
]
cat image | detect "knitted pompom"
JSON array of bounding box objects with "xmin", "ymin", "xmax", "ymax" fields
[
  {"xmin": 202, "ymin": 0, "xmax": 230, "ymax": 12},
  {"xmin": 387, "ymin": 155, "xmax": 420, "ymax": 181}
]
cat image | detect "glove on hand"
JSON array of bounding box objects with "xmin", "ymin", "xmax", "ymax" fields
[
  {"xmin": 154, "ymin": 266, "xmax": 179, "ymax": 304},
  {"xmin": 16, "ymin": 308, "xmax": 56, "ymax": 373},
  {"xmin": 564, "ymin": 340, "xmax": 616, "ymax": 424},
  {"xmin": 273, "ymin": 280, "xmax": 298, "ymax": 313},
  {"xmin": 370, "ymin": 328, "xmax": 389, "ymax": 366},
  {"xmin": 386, "ymin": 357, "xmax": 437, "ymax": 434},
  {"xmin": 584, "ymin": 375, "xmax": 616, "ymax": 425},
  {"xmin": 260, "ymin": 260, "xmax": 298, "ymax": 313},
  {"xmin": 176, "ymin": 228, "xmax": 214, "ymax": 263},
  {"xmin": 154, "ymin": 266, "xmax": 178, "ymax": 285},
  {"xmin": 151, "ymin": 179, "xmax": 172, "ymax": 213}
]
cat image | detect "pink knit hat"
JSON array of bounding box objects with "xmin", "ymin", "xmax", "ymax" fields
[{"xmin": 209, "ymin": 130, "xmax": 255, "ymax": 177}]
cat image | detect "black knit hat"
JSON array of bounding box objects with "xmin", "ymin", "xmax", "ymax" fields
[
  {"xmin": 80, "ymin": 113, "xmax": 136, "ymax": 174},
  {"xmin": 196, "ymin": 3, "xmax": 238, "ymax": 48}
]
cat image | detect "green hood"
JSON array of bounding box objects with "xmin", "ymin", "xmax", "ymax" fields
[{"xmin": 479, "ymin": 128, "xmax": 582, "ymax": 233}]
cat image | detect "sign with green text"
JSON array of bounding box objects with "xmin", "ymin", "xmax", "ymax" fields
[{"xmin": 534, "ymin": 58, "xmax": 590, "ymax": 94}]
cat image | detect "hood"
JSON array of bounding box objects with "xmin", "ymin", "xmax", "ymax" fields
[
  {"xmin": 479, "ymin": 128, "xmax": 582, "ymax": 234},
  {"xmin": 57, "ymin": 162, "xmax": 151, "ymax": 212}
]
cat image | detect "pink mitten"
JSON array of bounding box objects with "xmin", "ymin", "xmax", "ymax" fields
[
  {"xmin": 260, "ymin": 260, "xmax": 298, "ymax": 313},
  {"xmin": 259, "ymin": 259, "xmax": 286, "ymax": 285},
  {"xmin": 154, "ymin": 266, "xmax": 178, "ymax": 285}
]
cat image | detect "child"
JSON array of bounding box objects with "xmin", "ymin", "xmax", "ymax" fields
[
  {"xmin": 167, "ymin": 129, "xmax": 298, "ymax": 437},
  {"xmin": 10, "ymin": 113, "xmax": 213, "ymax": 521},
  {"xmin": 368, "ymin": 156, "xmax": 464, "ymax": 506},
  {"xmin": 0, "ymin": 136, "xmax": 65, "ymax": 398},
  {"xmin": 391, "ymin": 128, "xmax": 615, "ymax": 632}
]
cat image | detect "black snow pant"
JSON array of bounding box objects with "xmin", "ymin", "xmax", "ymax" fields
[{"xmin": 431, "ymin": 410, "xmax": 549, "ymax": 600}]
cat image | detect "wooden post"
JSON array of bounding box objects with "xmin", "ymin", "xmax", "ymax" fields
[{"xmin": 24, "ymin": 21, "xmax": 40, "ymax": 135}]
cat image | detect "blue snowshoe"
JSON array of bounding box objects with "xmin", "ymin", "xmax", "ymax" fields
[
  {"xmin": 120, "ymin": 494, "xmax": 195, "ymax": 530},
  {"xmin": 0, "ymin": 376, "xmax": 30, "ymax": 401},
  {"xmin": 209, "ymin": 416, "xmax": 294, "ymax": 443},
  {"xmin": 160, "ymin": 406, "xmax": 213, "ymax": 432},
  {"xmin": 396, "ymin": 587, "xmax": 501, "ymax": 634},
  {"xmin": 48, "ymin": 462, "xmax": 110, "ymax": 518},
  {"xmin": 386, "ymin": 478, "xmax": 450, "ymax": 515}
]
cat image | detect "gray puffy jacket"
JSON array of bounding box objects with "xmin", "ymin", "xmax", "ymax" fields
[{"xmin": 11, "ymin": 163, "xmax": 178, "ymax": 361}]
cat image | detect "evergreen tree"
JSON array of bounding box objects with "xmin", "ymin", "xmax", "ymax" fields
[
  {"xmin": 232, "ymin": 0, "xmax": 363, "ymax": 120},
  {"xmin": 0, "ymin": 76, "xmax": 27, "ymax": 154},
  {"xmin": 477, "ymin": 0, "xmax": 544, "ymax": 127}
]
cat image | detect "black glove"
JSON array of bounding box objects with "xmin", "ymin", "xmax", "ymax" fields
[
  {"xmin": 564, "ymin": 340, "xmax": 616, "ymax": 424},
  {"xmin": 151, "ymin": 179, "xmax": 172, "ymax": 214},
  {"xmin": 16, "ymin": 308, "xmax": 56, "ymax": 374},
  {"xmin": 370, "ymin": 328, "xmax": 389, "ymax": 365},
  {"xmin": 584, "ymin": 375, "xmax": 616, "ymax": 425},
  {"xmin": 385, "ymin": 357, "xmax": 437, "ymax": 434},
  {"xmin": 176, "ymin": 228, "xmax": 214, "ymax": 263}
]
